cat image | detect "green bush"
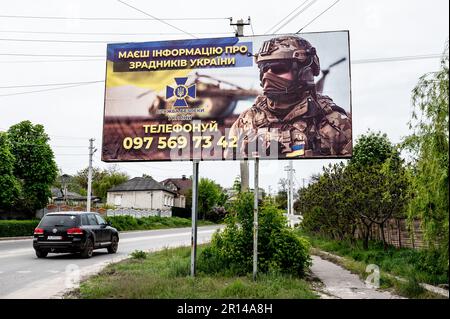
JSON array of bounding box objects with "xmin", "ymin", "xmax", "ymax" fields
[
  {"xmin": 130, "ymin": 250, "xmax": 147, "ymax": 259},
  {"xmin": 0, "ymin": 219, "xmax": 40, "ymax": 237},
  {"xmin": 199, "ymin": 193, "xmax": 311, "ymax": 277},
  {"xmin": 105, "ymin": 215, "xmax": 200, "ymax": 231}
]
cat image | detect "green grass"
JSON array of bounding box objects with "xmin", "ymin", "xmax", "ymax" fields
[
  {"xmin": 301, "ymin": 230, "xmax": 448, "ymax": 299},
  {"xmin": 72, "ymin": 246, "xmax": 317, "ymax": 299},
  {"xmin": 105, "ymin": 215, "xmax": 214, "ymax": 232}
]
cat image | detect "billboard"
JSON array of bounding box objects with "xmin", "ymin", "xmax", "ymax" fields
[{"xmin": 102, "ymin": 31, "xmax": 352, "ymax": 162}]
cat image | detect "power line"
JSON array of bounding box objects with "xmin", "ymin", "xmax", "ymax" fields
[
  {"xmin": 0, "ymin": 30, "xmax": 234, "ymax": 36},
  {"xmin": 0, "ymin": 82, "xmax": 102, "ymax": 97},
  {"xmin": 352, "ymin": 54, "xmax": 442, "ymax": 64},
  {"xmin": 273, "ymin": 0, "xmax": 318, "ymax": 34},
  {"xmin": 0, "ymin": 59, "xmax": 104, "ymax": 64},
  {"xmin": 0, "ymin": 14, "xmax": 229, "ymax": 21},
  {"xmin": 297, "ymin": 0, "xmax": 341, "ymax": 33},
  {"xmin": 265, "ymin": 0, "xmax": 309, "ymax": 34},
  {"xmin": 116, "ymin": 0, "xmax": 198, "ymax": 39},
  {"xmin": 0, "ymin": 32, "xmax": 234, "ymax": 44},
  {"xmin": 0, "ymin": 80, "xmax": 103, "ymax": 89},
  {"xmin": 0, "ymin": 53, "xmax": 104, "ymax": 58}
]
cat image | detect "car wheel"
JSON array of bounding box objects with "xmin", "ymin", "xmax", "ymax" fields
[
  {"xmin": 107, "ymin": 236, "xmax": 119, "ymax": 254},
  {"xmin": 35, "ymin": 249, "xmax": 48, "ymax": 258},
  {"xmin": 80, "ymin": 238, "xmax": 94, "ymax": 258}
]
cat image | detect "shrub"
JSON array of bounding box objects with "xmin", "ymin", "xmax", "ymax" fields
[
  {"xmin": 198, "ymin": 193, "xmax": 311, "ymax": 277},
  {"xmin": 130, "ymin": 250, "xmax": 147, "ymax": 259},
  {"xmin": 0, "ymin": 219, "xmax": 40, "ymax": 237}
]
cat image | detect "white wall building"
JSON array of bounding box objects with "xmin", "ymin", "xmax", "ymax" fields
[{"xmin": 107, "ymin": 176, "xmax": 177, "ymax": 210}]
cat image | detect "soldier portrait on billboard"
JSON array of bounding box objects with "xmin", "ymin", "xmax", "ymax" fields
[
  {"xmin": 226, "ymin": 35, "xmax": 352, "ymax": 159},
  {"xmin": 102, "ymin": 32, "xmax": 352, "ymax": 162}
]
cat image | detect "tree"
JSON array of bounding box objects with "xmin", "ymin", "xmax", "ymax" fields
[
  {"xmin": 351, "ymin": 131, "xmax": 394, "ymax": 167},
  {"xmin": 0, "ymin": 132, "xmax": 20, "ymax": 210},
  {"xmin": 275, "ymin": 178, "xmax": 288, "ymax": 210},
  {"xmin": 7, "ymin": 121, "xmax": 57, "ymax": 215},
  {"xmin": 198, "ymin": 178, "xmax": 222, "ymax": 220},
  {"xmin": 73, "ymin": 165, "xmax": 129, "ymax": 201},
  {"xmin": 403, "ymin": 42, "xmax": 448, "ymax": 265}
]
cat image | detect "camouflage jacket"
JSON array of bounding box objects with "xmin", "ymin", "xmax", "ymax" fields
[{"xmin": 226, "ymin": 93, "xmax": 352, "ymax": 159}]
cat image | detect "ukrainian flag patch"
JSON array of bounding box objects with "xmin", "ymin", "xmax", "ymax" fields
[{"xmin": 286, "ymin": 143, "xmax": 305, "ymax": 158}]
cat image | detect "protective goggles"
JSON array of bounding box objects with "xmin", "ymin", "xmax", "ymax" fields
[{"xmin": 259, "ymin": 61, "xmax": 293, "ymax": 75}]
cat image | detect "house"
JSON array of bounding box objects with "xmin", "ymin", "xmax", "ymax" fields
[
  {"xmin": 161, "ymin": 175, "xmax": 191, "ymax": 208},
  {"xmin": 106, "ymin": 176, "xmax": 178, "ymax": 210},
  {"xmin": 50, "ymin": 187, "xmax": 100, "ymax": 206}
]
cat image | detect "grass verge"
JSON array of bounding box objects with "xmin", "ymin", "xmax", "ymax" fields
[
  {"xmin": 69, "ymin": 246, "xmax": 317, "ymax": 299},
  {"xmin": 300, "ymin": 231, "xmax": 448, "ymax": 299}
]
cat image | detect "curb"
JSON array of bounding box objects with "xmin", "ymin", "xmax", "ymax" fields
[{"xmin": 0, "ymin": 236, "xmax": 33, "ymax": 241}]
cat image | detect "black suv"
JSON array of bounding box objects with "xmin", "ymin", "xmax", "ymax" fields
[{"xmin": 33, "ymin": 212, "xmax": 119, "ymax": 258}]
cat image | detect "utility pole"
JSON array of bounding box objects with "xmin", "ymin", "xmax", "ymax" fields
[
  {"xmin": 191, "ymin": 160, "xmax": 199, "ymax": 277},
  {"xmin": 229, "ymin": 17, "xmax": 251, "ymax": 37},
  {"xmin": 231, "ymin": 17, "xmax": 252, "ymax": 192},
  {"xmin": 87, "ymin": 138, "xmax": 96, "ymax": 212},
  {"xmin": 284, "ymin": 161, "xmax": 295, "ymax": 216}
]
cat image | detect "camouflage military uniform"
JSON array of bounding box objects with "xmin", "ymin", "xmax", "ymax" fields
[
  {"xmin": 226, "ymin": 35, "xmax": 352, "ymax": 159},
  {"xmin": 227, "ymin": 93, "xmax": 352, "ymax": 158}
]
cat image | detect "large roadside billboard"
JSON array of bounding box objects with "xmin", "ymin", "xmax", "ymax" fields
[{"xmin": 102, "ymin": 31, "xmax": 352, "ymax": 162}]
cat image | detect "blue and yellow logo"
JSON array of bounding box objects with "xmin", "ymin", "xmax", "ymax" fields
[
  {"xmin": 166, "ymin": 77, "xmax": 196, "ymax": 107},
  {"xmin": 286, "ymin": 143, "xmax": 305, "ymax": 158}
]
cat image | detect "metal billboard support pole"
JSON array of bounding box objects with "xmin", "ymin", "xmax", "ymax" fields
[
  {"xmin": 253, "ymin": 157, "xmax": 259, "ymax": 281},
  {"xmin": 191, "ymin": 159, "xmax": 199, "ymax": 277}
]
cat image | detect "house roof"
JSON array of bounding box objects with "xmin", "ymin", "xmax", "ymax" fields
[
  {"xmin": 161, "ymin": 176, "xmax": 192, "ymax": 195},
  {"xmin": 108, "ymin": 176, "xmax": 177, "ymax": 194}
]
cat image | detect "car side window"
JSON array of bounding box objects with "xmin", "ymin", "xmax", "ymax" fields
[
  {"xmin": 81, "ymin": 214, "xmax": 89, "ymax": 226},
  {"xmin": 95, "ymin": 214, "xmax": 106, "ymax": 225},
  {"xmin": 87, "ymin": 214, "xmax": 98, "ymax": 226}
]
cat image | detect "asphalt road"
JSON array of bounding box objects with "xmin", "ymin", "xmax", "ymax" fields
[{"xmin": 0, "ymin": 225, "xmax": 222, "ymax": 299}]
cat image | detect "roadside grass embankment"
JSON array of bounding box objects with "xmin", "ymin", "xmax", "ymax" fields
[
  {"xmin": 299, "ymin": 230, "xmax": 448, "ymax": 299},
  {"xmin": 70, "ymin": 245, "xmax": 318, "ymax": 299}
]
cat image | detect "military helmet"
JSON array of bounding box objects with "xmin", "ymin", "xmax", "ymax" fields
[{"xmin": 255, "ymin": 35, "xmax": 320, "ymax": 77}]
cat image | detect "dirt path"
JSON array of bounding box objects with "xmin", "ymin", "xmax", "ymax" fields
[{"xmin": 310, "ymin": 255, "xmax": 403, "ymax": 299}]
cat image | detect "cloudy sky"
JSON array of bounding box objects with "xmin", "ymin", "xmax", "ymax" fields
[{"xmin": 0, "ymin": 0, "xmax": 448, "ymax": 195}]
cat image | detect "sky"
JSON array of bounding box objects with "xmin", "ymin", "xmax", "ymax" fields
[{"xmin": 0, "ymin": 0, "xmax": 448, "ymax": 195}]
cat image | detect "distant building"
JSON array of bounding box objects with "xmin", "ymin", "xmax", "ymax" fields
[
  {"xmin": 161, "ymin": 175, "xmax": 191, "ymax": 208},
  {"xmin": 106, "ymin": 176, "xmax": 178, "ymax": 210},
  {"xmin": 50, "ymin": 187, "xmax": 100, "ymax": 206}
]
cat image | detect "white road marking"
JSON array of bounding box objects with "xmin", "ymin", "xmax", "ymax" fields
[{"xmin": 16, "ymin": 271, "xmax": 32, "ymax": 274}]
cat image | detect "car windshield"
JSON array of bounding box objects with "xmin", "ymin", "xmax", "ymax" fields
[{"xmin": 39, "ymin": 215, "xmax": 79, "ymax": 228}]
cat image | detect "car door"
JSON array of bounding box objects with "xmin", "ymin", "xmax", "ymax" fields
[
  {"xmin": 87, "ymin": 213, "xmax": 102, "ymax": 244},
  {"xmin": 95, "ymin": 214, "xmax": 110, "ymax": 243}
]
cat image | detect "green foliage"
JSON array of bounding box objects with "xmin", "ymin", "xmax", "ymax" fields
[
  {"xmin": 76, "ymin": 246, "xmax": 317, "ymax": 299},
  {"xmin": 351, "ymin": 131, "xmax": 394, "ymax": 167},
  {"xmin": 0, "ymin": 132, "xmax": 20, "ymax": 209},
  {"xmin": 7, "ymin": 121, "xmax": 57, "ymax": 214},
  {"xmin": 198, "ymin": 178, "xmax": 225, "ymax": 221},
  {"xmin": 0, "ymin": 219, "xmax": 40, "ymax": 237},
  {"xmin": 302, "ymin": 230, "xmax": 448, "ymax": 285},
  {"xmin": 298, "ymin": 132, "xmax": 410, "ymax": 250},
  {"xmin": 274, "ymin": 178, "xmax": 288, "ymax": 210},
  {"xmin": 130, "ymin": 250, "xmax": 147, "ymax": 260},
  {"xmin": 105, "ymin": 215, "xmax": 212, "ymax": 231},
  {"xmin": 73, "ymin": 165, "xmax": 129, "ymax": 201},
  {"xmin": 402, "ymin": 42, "xmax": 449, "ymax": 268},
  {"xmin": 199, "ymin": 193, "xmax": 311, "ymax": 277}
]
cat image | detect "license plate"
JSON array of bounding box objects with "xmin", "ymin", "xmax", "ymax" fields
[{"xmin": 47, "ymin": 236, "xmax": 62, "ymax": 240}]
